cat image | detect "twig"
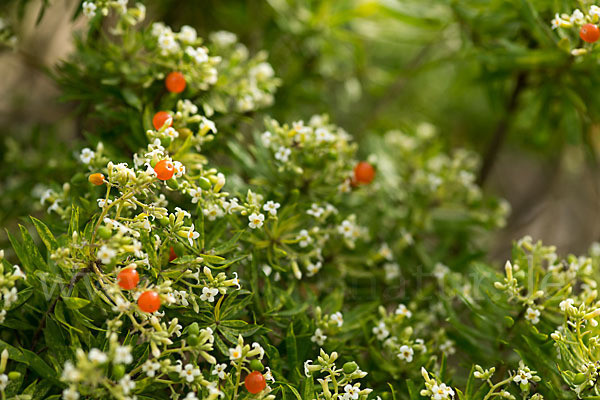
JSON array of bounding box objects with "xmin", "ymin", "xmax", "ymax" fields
[{"xmin": 476, "ymin": 72, "xmax": 528, "ymax": 186}]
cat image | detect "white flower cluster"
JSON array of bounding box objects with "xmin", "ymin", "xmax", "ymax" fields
[
  {"xmin": 0, "ymin": 251, "xmax": 25, "ymax": 325},
  {"xmin": 304, "ymin": 349, "xmax": 374, "ymax": 400},
  {"xmin": 311, "ymin": 308, "xmax": 344, "ymax": 346}
]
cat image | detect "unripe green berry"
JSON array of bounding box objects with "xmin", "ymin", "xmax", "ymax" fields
[
  {"xmin": 574, "ymin": 373, "xmax": 587, "ymax": 385},
  {"xmin": 166, "ymin": 178, "xmax": 179, "ymax": 190},
  {"xmin": 188, "ymin": 322, "xmax": 200, "ymax": 336},
  {"xmin": 343, "ymin": 361, "xmax": 358, "ymax": 374},
  {"xmin": 8, "ymin": 371, "xmax": 21, "ymax": 380},
  {"xmin": 174, "ymin": 241, "xmax": 186, "ymax": 256},
  {"xmin": 198, "ymin": 177, "xmax": 212, "ymax": 190},
  {"xmin": 250, "ymin": 359, "xmax": 264, "ymax": 372},
  {"xmin": 113, "ymin": 364, "xmax": 125, "ymax": 380},
  {"xmin": 159, "ymin": 217, "xmax": 170, "ymax": 226},
  {"xmin": 188, "ymin": 334, "xmax": 200, "ymax": 346},
  {"xmin": 98, "ymin": 226, "xmax": 112, "ymax": 240}
]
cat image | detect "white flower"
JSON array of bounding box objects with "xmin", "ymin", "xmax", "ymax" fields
[
  {"xmin": 79, "ymin": 148, "xmax": 95, "ymax": 164},
  {"xmin": 251, "ymin": 62, "xmax": 275, "ymax": 80},
  {"xmin": 513, "ymin": 368, "xmax": 532, "ymax": 385},
  {"xmin": 306, "ymin": 261, "xmax": 322, "ymax": 277},
  {"xmin": 114, "ymin": 345, "xmax": 133, "ymax": 364},
  {"xmin": 337, "ymin": 220, "xmax": 356, "ymax": 239},
  {"xmin": 397, "ymin": 345, "xmax": 414, "ymax": 362},
  {"xmin": 372, "ymin": 321, "xmax": 389, "ymax": 340},
  {"xmin": 179, "ymin": 25, "xmax": 197, "ymax": 43},
  {"xmin": 248, "ymin": 213, "xmax": 265, "ymax": 229},
  {"xmin": 307, "ymin": 203, "xmax": 325, "ymax": 218},
  {"xmin": 571, "ymin": 9, "xmax": 585, "ymax": 25},
  {"xmin": 344, "ymin": 384, "xmax": 360, "ymax": 400},
  {"xmin": 142, "ymin": 360, "xmax": 160, "ymax": 377},
  {"xmin": 164, "ymin": 127, "xmax": 179, "ymax": 139},
  {"xmin": 222, "ymin": 198, "xmax": 240, "ymax": 214},
  {"xmin": 184, "ymin": 393, "xmax": 199, "ymax": 400},
  {"xmin": 525, "ymin": 307, "xmax": 540, "ymax": 324},
  {"xmin": 60, "ymin": 360, "xmax": 81, "ymax": 382},
  {"xmin": 200, "ymin": 117, "xmax": 217, "ymax": 133},
  {"xmin": 97, "ymin": 245, "xmax": 116, "ymax": 264},
  {"xmin": 311, "ymin": 328, "xmax": 327, "ymax": 345},
  {"xmin": 88, "ymin": 348, "xmax": 108, "ymax": 364},
  {"xmin": 297, "ymin": 229, "xmax": 312, "ymax": 248},
  {"xmin": 2, "ymin": 287, "xmax": 18, "ymax": 307},
  {"xmin": 559, "ymin": 298, "xmax": 574, "ymax": 312},
  {"xmin": 395, "ymin": 304, "xmax": 412, "ymax": 318},
  {"xmin": 591, "ymin": 5, "xmax": 600, "ymax": 18},
  {"xmin": 274, "ymin": 146, "xmax": 291, "ymax": 162},
  {"xmin": 379, "ymin": 243, "xmax": 393, "ymax": 260},
  {"xmin": 200, "ymin": 287, "xmax": 219, "ymax": 303},
  {"xmin": 212, "ymin": 363, "xmax": 227, "ymax": 379},
  {"xmin": 158, "ymin": 32, "xmax": 180, "ymax": 55},
  {"xmin": 440, "ymin": 340, "xmax": 455, "ymax": 355},
  {"xmin": 82, "ymin": 1, "xmax": 97, "ymax": 18},
  {"xmin": 204, "ymin": 204, "xmax": 224, "ymax": 221},
  {"xmin": 186, "ymin": 224, "xmax": 200, "ymax": 246},
  {"xmin": 62, "ymin": 386, "xmax": 80, "ymax": 400},
  {"xmin": 433, "ymin": 263, "xmax": 449, "ymax": 280},
  {"xmin": 211, "ymin": 30, "xmax": 237, "ymax": 47},
  {"xmin": 384, "ymin": 263, "xmax": 400, "ymax": 281},
  {"xmin": 252, "ymin": 342, "xmax": 265, "ymax": 359},
  {"xmin": 113, "ymin": 296, "xmax": 130, "ymax": 313},
  {"xmin": 304, "ymin": 360, "xmax": 313, "ymax": 377},
  {"xmin": 186, "ymin": 46, "xmax": 209, "ymax": 64},
  {"xmin": 119, "ymin": 375, "xmax": 135, "ymax": 395},
  {"xmin": 261, "ymin": 131, "xmax": 273, "ymax": 147},
  {"xmin": 263, "ymin": 200, "xmax": 280, "ymax": 216},
  {"xmin": 207, "ymin": 382, "xmax": 223, "ymax": 398},
  {"xmin": 229, "ymin": 345, "xmax": 243, "ymax": 360},
  {"xmin": 12, "ymin": 265, "xmax": 26, "ymax": 279},
  {"xmin": 430, "ymin": 383, "xmax": 455, "ymax": 400},
  {"xmin": 0, "ymin": 310, "xmax": 6, "ymax": 324},
  {"xmin": 330, "ymin": 312, "xmax": 343, "ymax": 327},
  {"xmin": 264, "ymin": 366, "xmax": 275, "ymax": 382},
  {"xmin": 180, "ymin": 364, "xmax": 201, "ymax": 383}
]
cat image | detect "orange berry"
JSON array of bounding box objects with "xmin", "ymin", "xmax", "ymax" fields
[
  {"xmin": 152, "ymin": 111, "xmax": 173, "ymax": 130},
  {"xmin": 169, "ymin": 246, "xmax": 177, "ymax": 262},
  {"xmin": 244, "ymin": 371, "xmax": 267, "ymax": 394},
  {"xmin": 89, "ymin": 173, "xmax": 105, "ymax": 186},
  {"xmin": 580, "ymin": 24, "xmax": 600, "ymax": 43},
  {"xmin": 154, "ymin": 160, "xmax": 175, "ymax": 181},
  {"xmin": 353, "ymin": 161, "xmax": 375, "ymax": 184},
  {"xmin": 117, "ymin": 268, "xmax": 139, "ymax": 290},
  {"xmin": 165, "ymin": 71, "xmax": 186, "ymax": 93},
  {"xmin": 138, "ymin": 291, "xmax": 161, "ymax": 313}
]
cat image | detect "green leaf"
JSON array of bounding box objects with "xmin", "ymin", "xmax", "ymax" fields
[
  {"xmin": 285, "ymin": 322, "xmax": 298, "ymax": 379},
  {"xmin": 30, "ymin": 216, "xmax": 58, "ymax": 252},
  {"xmin": 62, "ymin": 296, "xmax": 90, "ymax": 310},
  {"xmin": 122, "ymin": 88, "xmax": 143, "ymax": 110}
]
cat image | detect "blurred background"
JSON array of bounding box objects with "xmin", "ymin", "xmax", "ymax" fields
[{"xmin": 1, "ymin": 0, "xmax": 599, "ymax": 258}]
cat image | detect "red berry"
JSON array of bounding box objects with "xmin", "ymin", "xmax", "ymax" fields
[
  {"xmin": 138, "ymin": 291, "xmax": 161, "ymax": 313},
  {"xmin": 244, "ymin": 371, "xmax": 267, "ymax": 394},
  {"xmin": 88, "ymin": 173, "xmax": 105, "ymax": 186},
  {"xmin": 165, "ymin": 71, "xmax": 186, "ymax": 93},
  {"xmin": 353, "ymin": 161, "xmax": 375, "ymax": 184},
  {"xmin": 169, "ymin": 246, "xmax": 177, "ymax": 262},
  {"xmin": 580, "ymin": 24, "xmax": 600, "ymax": 43},
  {"xmin": 154, "ymin": 160, "xmax": 175, "ymax": 181},
  {"xmin": 153, "ymin": 111, "xmax": 173, "ymax": 130},
  {"xmin": 117, "ymin": 268, "xmax": 139, "ymax": 290}
]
